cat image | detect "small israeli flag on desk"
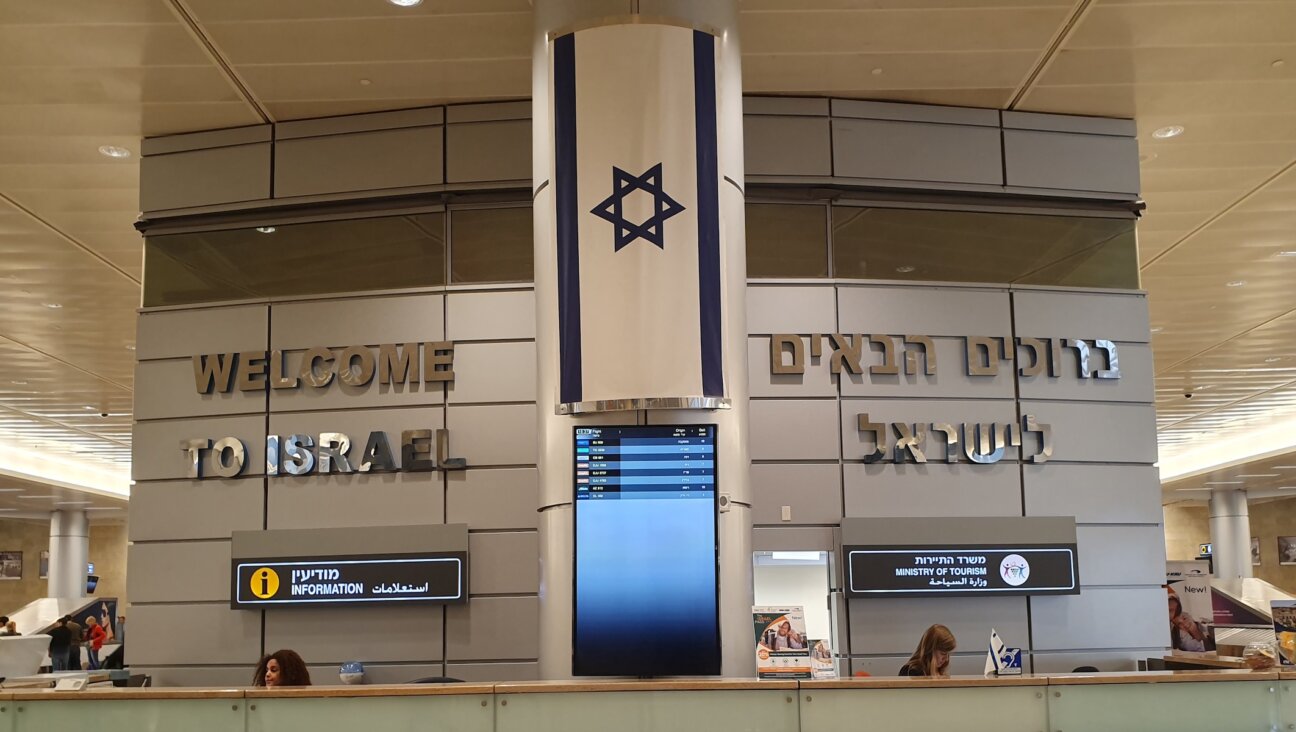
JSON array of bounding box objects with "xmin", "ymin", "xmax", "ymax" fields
[
  {"xmin": 985, "ymin": 628, "xmax": 1023, "ymax": 676},
  {"xmin": 548, "ymin": 23, "xmax": 727, "ymax": 411}
]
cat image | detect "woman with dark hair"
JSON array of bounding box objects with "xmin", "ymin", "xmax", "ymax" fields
[
  {"xmin": 252, "ymin": 649, "xmax": 312, "ymax": 687},
  {"xmin": 898, "ymin": 624, "xmax": 957, "ymax": 677}
]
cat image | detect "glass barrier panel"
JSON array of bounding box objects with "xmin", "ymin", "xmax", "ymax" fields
[
  {"xmin": 246, "ymin": 695, "xmax": 494, "ymax": 732},
  {"xmin": 15, "ymin": 699, "xmax": 245, "ymax": 732},
  {"xmin": 495, "ymin": 690, "xmax": 799, "ymax": 732},
  {"xmin": 1047, "ymin": 680, "xmax": 1279, "ymax": 732},
  {"xmin": 800, "ymin": 686, "xmax": 1048, "ymax": 732}
]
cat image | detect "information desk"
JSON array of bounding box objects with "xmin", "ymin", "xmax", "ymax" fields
[{"xmin": 0, "ymin": 672, "xmax": 1287, "ymax": 732}]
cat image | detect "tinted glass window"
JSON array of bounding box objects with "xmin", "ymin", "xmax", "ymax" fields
[
  {"xmin": 451, "ymin": 207, "xmax": 534, "ymax": 284},
  {"xmin": 746, "ymin": 204, "xmax": 829, "ymax": 278}
]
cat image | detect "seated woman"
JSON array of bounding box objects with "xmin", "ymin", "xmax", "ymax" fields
[
  {"xmin": 252, "ymin": 649, "xmax": 313, "ymax": 687},
  {"xmin": 898, "ymin": 624, "xmax": 956, "ymax": 677}
]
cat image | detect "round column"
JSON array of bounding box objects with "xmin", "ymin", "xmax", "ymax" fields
[
  {"xmin": 532, "ymin": 0, "xmax": 752, "ymax": 678},
  {"xmin": 1208, "ymin": 489, "xmax": 1252, "ymax": 580},
  {"xmin": 48, "ymin": 509, "xmax": 89, "ymax": 599}
]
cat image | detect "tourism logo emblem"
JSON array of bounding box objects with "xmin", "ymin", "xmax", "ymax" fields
[
  {"xmin": 250, "ymin": 567, "xmax": 280, "ymax": 599},
  {"xmin": 999, "ymin": 554, "xmax": 1031, "ymax": 587}
]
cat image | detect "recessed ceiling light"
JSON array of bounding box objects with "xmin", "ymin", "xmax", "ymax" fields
[
  {"xmin": 1152, "ymin": 125, "xmax": 1185, "ymax": 139},
  {"xmin": 97, "ymin": 145, "xmax": 132, "ymax": 159},
  {"xmin": 387, "ymin": 0, "xmax": 422, "ymax": 5},
  {"xmin": 1266, "ymin": 357, "xmax": 1283, "ymax": 363},
  {"xmin": 0, "ymin": 488, "xmax": 23, "ymax": 493},
  {"xmin": 1238, "ymin": 474, "xmax": 1280, "ymax": 478},
  {"xmin": 359, "ymin": 79, "xmax": 373, "ymax": 86},
  {"xmin": 255, "ymin": 226, "xmax": 276, "ymax": 234},
  {"xmin": 1274, "ymin": 59, "xmax": 1287, "ymax": 68},
  {"xmin": 17, "ymin": 495, "xmax": 57, "ymax": 500},
  {"xmin": 895, "ymin": 265, "xmax": 916, "ymax": 273},
  {"xmin": 83, "ymin": 405, "xmax": 97, "ymax": 410},
  {"xmin": 10, "ymin": 380, "xmax": 26, "ymax": 385},
  {"xmin": 1226, "ymin": 280, "xmax": 1247, "ymax": 287},
  {"xmin": 1277, "ymin": 251, "xmax": 1296, "ymax": 258},
  {"xmin": 1150, "ymin": 327, "xmax": 1164, "ymax": 333},
  {"xmin": 1204, "ymin": 481, "xmax": 1244, "ymax": 486},
  {"xmin": 871, "ymin": 68, "xmax": 883, "ymax": 76},
  {"xmin": 44, "ymin": 302, "xmax": 62, "ymax": 309},
  {"xmin": 125, "ymin": 344, "xmax": 136, "ymax": 351},
  {"xmin": 1274, "ymin": 466, "xmax": 1296, "ymax": 470}
]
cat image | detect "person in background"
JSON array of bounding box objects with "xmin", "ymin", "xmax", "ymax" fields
[
  {"xmin": 252, "ymin": 649, "xmax": 312, "ymax": 687},
  {"xmin": 65, "ymin": 615, "xmax": 82, "ymax": 670},
  {"xmin": 0, "ymin": 620, "xmax": 18, "ymax": 636},
  {"xmin": 898, "ymin": 624, "xmax": 957, "ymax": 677},
  {"xmin": 85, "ymin": 616, "xmax": 107, "ymax": 670},
  {"xmin": 0, "ymin": 615, "xmax": 7, "ymax": 629},
  {"xmin": 46, "ymin": 617, "xmax": 71, "ymax": 672}
]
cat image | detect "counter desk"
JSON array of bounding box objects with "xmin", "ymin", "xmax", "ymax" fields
[{"xmin": 0, "ymin": 671, "xmax": 1284, "ymax": 732}]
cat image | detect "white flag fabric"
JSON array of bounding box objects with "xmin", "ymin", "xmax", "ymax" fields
[
  {"xmin": 985, "ymin": 628, "xmax": 1006, "ymax": 675},
  {"xmin": 549, "ymin": 23, "xmax": 726, "ymax": 408}
]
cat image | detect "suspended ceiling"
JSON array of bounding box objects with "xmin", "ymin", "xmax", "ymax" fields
[{"xmin": 0, "ymin": 0, "xmax": 1293, "ymax": 497}]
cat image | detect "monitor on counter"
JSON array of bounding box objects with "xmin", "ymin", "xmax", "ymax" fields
[{"xmin": 572, "ymin": 424, "xmax": 720, "ymax": 677}]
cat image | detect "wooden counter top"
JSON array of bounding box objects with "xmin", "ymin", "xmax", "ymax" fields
[
  {"xmin": 801, "ymin": 675, "xmax": 1047, "ymax": 689},
  {"xmin": 495, "ymin": 679, "xmax": 797, "ymax": 693},
  {"xmin": 1048, "ymin": 670, "xmax": 1278, "ymax": 685},
  {"xmin": 246, "ymin": 683, "xmax": 495, "ymax": 698},
  {"xmin": 1162, "ymin": 654, "xmax": 1249, "ymax": 669}
]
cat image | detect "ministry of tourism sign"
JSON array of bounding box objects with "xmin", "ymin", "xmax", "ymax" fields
[{"xmin": 844, "ymin": 546, "xmax": 1079, "ymax": 598}]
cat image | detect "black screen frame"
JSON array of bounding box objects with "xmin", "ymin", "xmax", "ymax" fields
[{"xmin": 570, "ymin": 423, "xmax": 722, "ymax": 677}]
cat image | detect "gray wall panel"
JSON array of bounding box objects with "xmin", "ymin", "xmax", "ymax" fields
[
  {"xmin": 446, "ymin": 120, "xmax": 530, "ymax": 182},
  {"xmin": 1076, "ymin": 525, "xmax": 1166, "ymax": 587},
  {"xmin": 468, "ymin": 532, "xmax": 540, "ymax": 595},
  {"xmin": 134, "ymin": 359, "xmax": 267, "ymax": 420},
  {"xmin": 136, "ymin": 305, "xmax": 268, "ymax": 361},
  {"xmin": 140, "ymin": 143, "xmax": 271, "ymax": 212},
  {"xmin": 129, "ymin": 478, "xmax": 264, "ymax": 542},
  {"xmin": 133, "ymin": 414, "xmax": 267, "ymax": 481},
  {"xmin": 133, "ymin": 666, "xmax": 257, "ymax": 688},
  {"xmin": 142, "ymin": 125, "xmax": 271, "ymax": 155},
  {"xmin": 274, "ymin": 126, "xmax": 445, "ymax": 198},
  {"xmin": 448, "ymin": 341, "xmax": 536, "ymax": 404},
  {"xmin": 446, "ymin": 661, "xmax": 540, "ymax": 682},
  {"xmin": 832, "ymin": 118, "xmax": 1003, "ymax": 185},
  {"xmin": 1002, "ymin": 111, "xmax": 1135, "ymax": 137},
  {"xmin": 1028, "ymin": 650, "xmax": 1145, "ymax": 673},
  {"xmin": 267, "ymin": 407, "xmax": 444, "ymax": 447},
  {"xmin": 130, "ymin": 604, "xmax": 261, "ymax": 666},
  {"xmin": 749, "ymin": 399, "xmax": 840, "ymax": 461},
  {"xmin": 266, "ymin": 471, "xmax": 445, "ymax": 530},
  {"xmin": 445, "ymin": 596, "xmax": 539, "ymax": 661},
  {"xmin": 1030, "ymin": 587, "xmax": 1167, "ymax": 651},
  {"xmin": 264, "ymin": 606, "xmax": 445, "ymax": 664},
  {"xmin": 1012, "ymin": 291, "xmax": 1149, "ymax": 345},
  {"xmin": 843, "ymin": 462, "xmax": 1022, "ymax": 518},
  {"xmin": 850, "ymin": 653, "xmax": 989, "ymax": 678},
  {"xmin": 446, "ymin": 290, "xmax": 535, "ymax": 341},
  {"xmin": 275, "ymin": 107, "xmax": 443, "ymax": 138},
  {"xmin": 748, "ymin": 336, "xmax": 838, "ymax": 398},
  {"xmin": 839, "ymin": 336, "xmax": 1015, "ymax": 399},
  {"xmin": 1017, "ymin": 342, "xmax": 1153, "ymax": 403},
  {"xmin": 832, "ymin": 99, "xmax": 1000, "ymax": 127},
  {"xmin": 744, "ymin": 116, "xmax": 832, "ymax": 176},
  {"xmin": 304, "ymin": 663, "xmax": 444, "ymax": 685},
  {"xmin": 837, "ymin": 286, "xmax": 1012, "ymax": 337},
  {"xmin": 750, "ymin": 463, "xmax": 843, "ymax": 526},
  {"xmin": 1004, "ymin": 129, "xmax": 1139, "ymax": 195},
  {"xmin": 270, "ymin": 294, "xmax": 445, "ymax": 350},
  {"xmin": 848, "ymin": 596, "xmax": 1028, "ymax": 655},
  {"xmin": 446, "ymin": 101, "xmax": 529, "ymax": 123},
  {"xmin": 745, "ymin": 97, "xmax": 830, "ymax": 116},
  {"xmin": 747, "ymin": 285, "xmax": 837, "ymax": 334},
  {"xmin": 446, "ymin": 468, "xmax": 538, "ymax": 530},
  {"xmin": 1019, "ymin": 400, "xmax": 1157, "ymax": 464},
  {"xmin": 446, "ymin": 404, "xmax": 537, "ymax": 466},
  {"xmin": 752, "ymin": 526, "xmax": 835, "ymax": 552},
  {"xmin": 840, "ymin": 398, "xmax": 1018, "ymax": 463},
  {"xmin": 128, "ymin": 541, "xmax": 231, "ymax": 603},
  {"xmin": 1023, "ymin": 464, "xmax": 1162, "ymax": 525}
]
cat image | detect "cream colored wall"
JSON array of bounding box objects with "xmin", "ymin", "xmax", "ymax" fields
[
  {"xmin": 0, "ymin": 518, "xmax": 128, "ymax": 617},
  {"xmin": 1164, "ymin": 497, "xmax": 1296, "ymax": 595}
]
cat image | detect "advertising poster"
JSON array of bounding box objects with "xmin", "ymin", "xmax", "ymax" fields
[
  {"xmin": 1272, "ymin": 601, "xmax": 1296, "ymax": 666},
  {"xmin": 753, "ymin": 606, "xmax": 811, "ymax": 679},
  {"xmin": 0, "ymin": 551, "xmax": 21, "ymax": 580},
  {"xmin": 810, "ymin": 639, "xmax": 837, "ymax": 679},
  {"xmin": 1166, "ymin": 561, "xmax": 1215, "ymax": 653}
]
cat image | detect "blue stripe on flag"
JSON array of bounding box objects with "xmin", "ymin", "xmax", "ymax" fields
[
  {"xmin": 555, "ymin": 33, "xmax": 583, "ymax": 405},
  {"xmin": 693, "ymin": 30, "xmax": 724, "ymax": 397}
]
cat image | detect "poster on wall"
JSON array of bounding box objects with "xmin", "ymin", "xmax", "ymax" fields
[
  {"xmin": 753, "ymin": 606, "xmax": 811, "ymax": 679},
  {"xmin": 1253, "ymin": 537, "xmax": 1262, "ymax": 566},
  {"xmin": 39, "ymin": 550, "xmax": 48, "ymax": 579},
  {"xmin": 0, "ymin": 551, "xmax": 21, "ymax": 580},
  {"xmin": 1166, "ymin": 561, "xmax": 1215, "ymax": 654},
  {"xmin": 1279, "ymin": 537, "xmax": 1296, "ymax": 565},
  {"xmin": 1272, "ymin": 601, "xmax": 1296, "ymax": 666}
]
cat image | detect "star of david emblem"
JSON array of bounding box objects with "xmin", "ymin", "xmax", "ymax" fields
[{"xmin": 590, "ymin": 163, "xmax": 685, "ymax": 251}]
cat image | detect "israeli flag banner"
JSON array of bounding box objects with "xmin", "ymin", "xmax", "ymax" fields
[{"xmin": 549, "ymin": 23, "xmax": 727, "ymax": 410}]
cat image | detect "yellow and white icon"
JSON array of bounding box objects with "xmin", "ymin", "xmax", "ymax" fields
[{"xmin": 250, "ymin": 567, "xmax": 280, "ymax": 599}]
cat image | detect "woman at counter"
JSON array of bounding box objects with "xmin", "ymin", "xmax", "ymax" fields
[
  {"xmin": 253, "ymin": 649, "xmax": 313, "ymax": 687},
  {"xmin": 898, "ymin": 624, "xmax": 956, "ymax": 677}
]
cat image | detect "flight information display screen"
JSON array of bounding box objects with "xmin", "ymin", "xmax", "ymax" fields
[{"xmin": 572, "ymin": 424, "xmax": 720, "ymax": 677}]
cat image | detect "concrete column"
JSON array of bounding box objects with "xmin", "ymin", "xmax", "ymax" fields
[
  {"xmin": 532, "ymin": 0, "xmax": 753, "ymax": 678},
  {"xmin": 1208, "ymin": 489, "xmax": 1252, "ymax": 580},
  {"xmin": 48, "ymin": 509, "xmax": 89, "ymax": 599}
]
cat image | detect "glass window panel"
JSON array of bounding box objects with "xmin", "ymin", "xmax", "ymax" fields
[
  {"xmin": 831, "ymin": 207, "xmax": 1137, "ymax": 289},
  {"xmin": 143, "ymin": 213, "xmax": 445, "ymax": 307},
  {"xmin": 746, "ymin": 203, "xmax": 829, "ymax": 278},
  {"xmin": 450, "ymin": 207, "xmax": 534, "ymax": 284}
]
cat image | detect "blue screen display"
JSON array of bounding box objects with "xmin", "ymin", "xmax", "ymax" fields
[{"xmin": 573, "ymin": 424, "xmax": 720, "ymax": 676}]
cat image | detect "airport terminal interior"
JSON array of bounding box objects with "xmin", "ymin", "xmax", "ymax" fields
[{"xmin": 1, "ymin": 0, "xmax": 1296, "ymax": 729}]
